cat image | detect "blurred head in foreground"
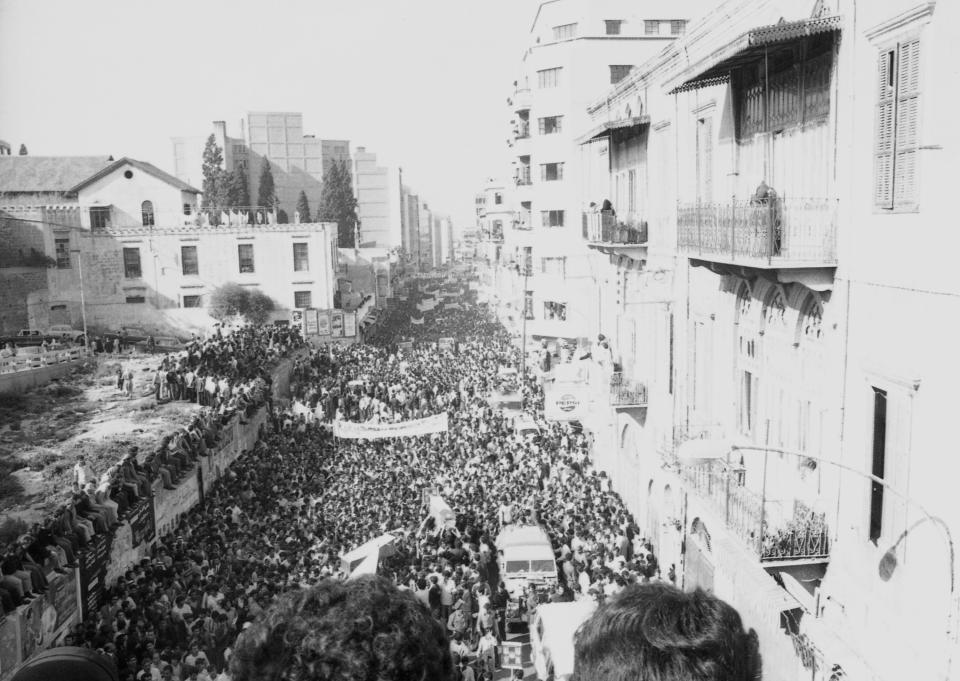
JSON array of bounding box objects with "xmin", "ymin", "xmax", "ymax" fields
[
  {"xmin": 572, "ymin": 582, "xmax": 761, "ymax": 681},
  {"xmin": 230, "ymin": 575, "xmax": 452, "ymax": 681}
]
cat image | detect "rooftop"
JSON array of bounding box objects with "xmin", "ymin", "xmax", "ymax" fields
[{"xmin": 0, "ymin": 155, "xmax": 113, "ymax": 193}]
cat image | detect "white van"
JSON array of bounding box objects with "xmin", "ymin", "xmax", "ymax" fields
[
  {"xmin": 530, "ymin": 600, "xmax": 597, "ymax": 681},
  {"xmin": 496, "ymin": 525, "xmax": 558, "ymax": 626}
]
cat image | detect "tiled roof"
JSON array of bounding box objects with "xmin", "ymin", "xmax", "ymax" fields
[
  {"xmin": 0, "ymin": 155, "xmax": 113, "ymax": 193},
  {"xmin": 67, "ymin": 157, "xmax": 201, "ymax": 194}
]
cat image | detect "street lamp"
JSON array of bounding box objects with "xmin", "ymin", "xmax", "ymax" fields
[{"xmin": 70, "ymin": 249, "xmax": 89, "ymax": 346}]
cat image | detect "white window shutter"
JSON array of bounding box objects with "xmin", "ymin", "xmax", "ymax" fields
[
  {"xmin": 874, "ymin": 50, "xmax": 896, "ymax": 209},
  {"xmin": 894, "ymin": 39, "xmax": 921, "ymax": 207}
]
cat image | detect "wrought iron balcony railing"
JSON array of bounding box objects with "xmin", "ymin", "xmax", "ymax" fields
[
  {"xmin": 680, "ymin": 460, "xmax": 831, "ymax": 563},
  {"xmin": 610, "ymin": 372, "xmax": 648, "ymax": 407},
  {"xmin": 677, "ymin": 197, "xmax": 837, "ymax": 267},
  {"xmin": 582, "ymin": 210, "xmax": 648, "ymax": 245},
  {"xmin": 515, "ymin": 168, "xmax": 533, "ymax": 186}
]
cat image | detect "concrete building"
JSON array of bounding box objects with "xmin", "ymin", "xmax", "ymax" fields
[
  {"xmin": 572, "ymin": 0, "xmax": 960, "ymax": 680},
  {"xmin": 501, "ymin": 0, "xmax": 707, "ymax": 345},
  {"xmin": 0, "ymin": 155, "xmax": 338, "ymax": 334},
  {"xmin": 352, "ymin": 147, "xmax": 403, "ymax": 249},
  {"xmin": 171, "ymin": 112, "xmax": 350, "ymax": 222},
  {"xmin": 417, "ymin": 200, "xmax": 434, "ymax": 271}
]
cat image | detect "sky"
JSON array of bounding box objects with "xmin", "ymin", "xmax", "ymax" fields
[{"xmin": 0, "ymin": 0, "xmax": 535, "ymax": 229}]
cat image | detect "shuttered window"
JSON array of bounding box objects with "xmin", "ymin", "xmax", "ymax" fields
[{"xmin": 874, "ymin": 39, "xmax": 921, "ymax": 210}]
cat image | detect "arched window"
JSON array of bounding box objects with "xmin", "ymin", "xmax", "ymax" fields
[
  {"xmin": 735, "ymin": 281, "xmax": 757, "ymax": 360},
  {"xmin": 797, "ymin": 293, "xmax": 824, "ymax": 346},
  {"xmin": 762, "ymin": 288, "xmax": 788, "ymax": 335},
  {"xmin": 141, "ymin": 200, "xmax": 155, "ymax": 227}
]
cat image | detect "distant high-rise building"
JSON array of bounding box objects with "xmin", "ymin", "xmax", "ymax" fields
[{"xmin": 352, "ymin": 147, "xmax": 403, "ymax": 249}]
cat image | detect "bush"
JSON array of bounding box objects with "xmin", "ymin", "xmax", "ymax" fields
[
  {"xmin": 0, "ymin": 516, "xmax": 28, "ymax": 545},
  {"xmin": 208, "ymin": 283, "xmax": 276, "ymax": 325}
]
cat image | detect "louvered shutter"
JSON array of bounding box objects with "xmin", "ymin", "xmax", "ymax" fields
[
  {"xmin": 874, "ymin": 50, "xmax": 896, "ymax": 209},
  {"xmin": 894, "ymin": 39, "xmax": 921, "ymax": 207}
]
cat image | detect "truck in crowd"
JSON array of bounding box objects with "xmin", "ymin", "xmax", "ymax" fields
[{"xmin": 496, "ymin": 524, "xmax": 558, "ymax": 629}]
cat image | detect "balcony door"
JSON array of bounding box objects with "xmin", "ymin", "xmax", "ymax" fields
[{"xmin": 696, "ymin": 117, "xmax": 713, "ymax": 204}]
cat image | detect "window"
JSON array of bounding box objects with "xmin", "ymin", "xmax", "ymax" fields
[
  {"xmin": 541, "ymin": 256, "xmax": 566, "ymax": 277},
  {"xmin": 122, "ymin": 248, "xmax": 142, "ymax": 278},
  {"xmin": 182, "ymin": 295, "xmax": 202, "ymax": 308},
  {"xmin": 627, "ymin": 169, "xmax": 636, "ymax": 212},
  {"xmin": 869, "ymin": 387, "xmax": 888, "ymax": 542},
  {"xmin": 492, "ymin": 220, "xmax": 503, "ymax": 239},
  {"xmin": 89, "ymin": 206, "xmax": 111, "ymax": 232},
  {"xmin": 874, "ymin": 39, "xmax": 921, "ymax": 209},
  {"xmin": 644, "ymin": 20, "xmax": 660, "ymax": 35},
  {"xmin": 605, "ymin": 19, "xmax": 623, "ymax": 35},
  {"xmin": 294, "ymin": 290, "xmax": 312, "ymax": 308},
  {"xmin": 125, "ymin": 295, "xmax": 146, "ymax": 304},
  {"xmin": 523, "ymin": 291, "xmax": 534, "ymax": 320},
  {"xmin": 537, "ymin": 67, "xmax": 562, "ymax": 89},
  {"xmin": 494, "ymin": 192, "xmax": 503, "ymax": 205},
  {"xmin": 181, "ymin": 246, "xmax": 199, "ymax": 275},
  {"xmin": 540, "ymin": 163, "xmax": 564, "ymax": 181},
  {"xmin": 183, "ymin": 203, "xmax": 192, "ymax": 216},
  {"xmin": 522, "ymin": 246, "xmax": 532, "ymax": 275},
  {"xmin": 141, "ymin": 200, "xmax": 155, "ymax": 227},
  {"xmin": 540, "ymin": 210, "xmax": 565, "ymax": 227},
  {"xmin": 610, "ymin": 65, "xmax": 633, "ymax": 84},
  {"xmin": 670, "ymin": 20, "xmax": 687, "ymax": 35},
  {"xmin": 293, "ymin": 242, "xmax": 309, "ymax": 272},
  {"xmin": 538, "ymin": 116, "xmax": 563, "ymax": 135},
  {"xmin": 696, "ymin": 117, "xmax": 714, "ymax": 203},
  {"xmin": 238, "ymin": 244, "xmax": 255, "ymax": 273},
  {"xmin": 54, "ymin": 238, "xmax": 71, "ymax": 269},
  {"xmin": 738, "ymin": 370, "xmax": 757, "ymax": 437},
  {"xmin": 553, "ymin": 23, "xmax": 577, "ymax": 41},
  {"xmin": 543, "ymin": 301, "xmax": 567, "ymax": 321}
]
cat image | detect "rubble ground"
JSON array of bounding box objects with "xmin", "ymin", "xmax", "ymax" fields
[{"xmin": 0, "ymin": 352, "xmax": 201, "ymax": 546}]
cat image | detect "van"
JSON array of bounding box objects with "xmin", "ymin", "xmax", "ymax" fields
[
  {"xmin": 529, "ymin": 600, "xmax": 597, "ymax": 681},
  {"xmin": 496, "ymin": 525, "xmax": 558, "ymax": 627}
]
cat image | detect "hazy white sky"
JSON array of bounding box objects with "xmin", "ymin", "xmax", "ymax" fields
[{"xmin": 0, "ymin": 0, "xmax": 536, "ymax": 228}]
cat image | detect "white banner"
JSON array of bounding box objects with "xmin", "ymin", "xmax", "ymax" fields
[
  {"xmin": 543, "ymin": 381, "xmax": 591, "ymax": 422},
  {"xmin": 410, "ymin": 316, "xmax": 424, "ymax": 325},
  {"xmin": 333, "ymin": 413, "xmax": 449, "ymax": 439}
]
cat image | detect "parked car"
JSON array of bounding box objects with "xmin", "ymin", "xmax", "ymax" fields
[
  {"xmin": 102, "ymin": 327, "xmax": 149, "ymax": 345},
  {"xmin": 135, "ymin": 336, "xmax": 185, "ymax": 353},
  {"xmin": 46, "ymin": 325, "xmax": 86, "ymax": 343}
]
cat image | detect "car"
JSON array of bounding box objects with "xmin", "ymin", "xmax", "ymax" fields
[
  {"xmin": 46, "ymin": 325, "xmax": 86, "ymax": 342},
  {"xmin": 135, "ymin": 336, "xmax": 185, "ymax": 353},
  {"xmin": 102, "ymin": 327, "xmax": 149, "ymax": 345}
]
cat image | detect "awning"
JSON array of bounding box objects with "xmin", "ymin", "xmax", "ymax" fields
[
  {"xmin": 676, "ymin": 437, "xmax": 736, "ymax": 462},
  {"xmin": 669, "ymin": 15, "xmax": 842, "ymax": 93},
  {"xmin": 576, "ymin": 115, "xmax": 651, "ymax": 144}
]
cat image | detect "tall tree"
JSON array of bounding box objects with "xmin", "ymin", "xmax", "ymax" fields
[
  {"xmin": 256, "ymin": 157, "xmax": 276, "ymax": 211},
  {"xmin": 295, "ymin": 190, "xmax": 311, "ymax": 223},
  {"xmin": 17, "ymin": 144, "xmax": 27, "ymax": 155},
  {"xmin": 318, "ymin": 160, "xmax": 359, "ymax": 247},
  {"xmin": 226, "ymin": 168, "xmax": 250, "ymax": 208},
  {"xmin": 201, "ymin": 134, "xmax": 228, "ymax": 210}
]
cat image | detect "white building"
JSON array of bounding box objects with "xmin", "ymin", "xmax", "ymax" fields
[{"xmin": 352, "ymin": 146, "xmax": 403, "ymax": 249}]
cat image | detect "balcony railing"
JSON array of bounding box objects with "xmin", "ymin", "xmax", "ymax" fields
[
  {"xmin": 514, "ymin": 121, "xmax": 530, "ymax": 139},
  {"xmin": 677, "ymin": 198, "xmax": 837, "ymax": 267},
  {"xmin": 513, "ymin": 212, "xmax": 532, "ymax": 230},
  {"xmin": 610, "ymin": 372, "xmax": 648, "ymax": 407},
  {"xmin": 681, "ymin": 460, "xmax": 831, "ymax": 563},
  {"xmin": 515, "ymin": 168, "xmax": 532, "ymax": 186},
  {"xmin": 582, "ymin": 210, "xmax": 648, "ymax": 245}
]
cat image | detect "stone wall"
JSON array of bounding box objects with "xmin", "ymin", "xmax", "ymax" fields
[{"xmin": 0, "ymin": 268, "xmax": 48, "ymax": 334}]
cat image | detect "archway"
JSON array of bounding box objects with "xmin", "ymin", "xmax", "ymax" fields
[{"xmin": 685, "ymin": 518, "xmax": 715, "ymax": 593}]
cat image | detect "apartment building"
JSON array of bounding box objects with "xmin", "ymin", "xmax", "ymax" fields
[
  {"xmin": 352, "ymin": 147, "xmax": 403, "ymax": 249},
  {"xmin": 501, "ymin": 0, "xmax": 706, "ymax": 345},
  {"xmin": 577, "ymin": 0, "xmax": 958, "ymax": 679}
]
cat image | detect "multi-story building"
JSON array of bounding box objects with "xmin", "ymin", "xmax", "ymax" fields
[
  {"xmin": 418, "ymin": 200, "xmax": 434, "ymax": 271},
  {"xmin": 171, "ymin": 112, "xmax": 350, "ymax": 222},
  {"xmin": 501, "ymin": 0, "xmax": 705, "ymax": 345},
  {"xmin": 1, "ymin": 155, "xmax": 337, "ymax": 334},
  {"xmin": 352, "ymin": 147, "xmax": 403, "ymax": 249},
  {"xmin": 402, "ymin": 188, "xmax": 421, "ymax": 270},
  {"xmin": 575, "ymin": 0, "xmax": 959, "ymax": 680}
]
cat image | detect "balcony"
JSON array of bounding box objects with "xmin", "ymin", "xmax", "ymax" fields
[
  {"xmin": 512, "ymin": 212, "xmax": 533, "ymax": 231},
  {"xmin": 680, "ymin": 460, "xmax": 831, "ymax": 565},
  {"xmin": 677, "ymin": 198, "xmax": 837, "ymax": 270},
  {"xmin": 582, "ymin": 210, "xmax": 648, "ymax": 260},
  {"xmin": 513, "ymin": 87, "xmax": 531, "ymax": 113},
  {"xmin": 610, "ymin": 372, "xmax": 648, "ymax": 408}
]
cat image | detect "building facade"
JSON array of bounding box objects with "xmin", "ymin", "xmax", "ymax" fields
[{"xmin": 352, "ymin": 146, "xmax": 404, "ymax": 249}]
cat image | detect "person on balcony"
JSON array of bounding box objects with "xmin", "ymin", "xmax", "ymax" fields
[
  {"xmin": 601, "ymin": 199, "xmax": 616, "ymax": 216},
  {"xmin": 750, "ymin": 180, "xmax": 783, "ymax": 255}
]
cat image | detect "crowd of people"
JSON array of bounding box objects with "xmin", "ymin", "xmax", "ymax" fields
[{"xmin": 2, "ymin": 277, "xmax": 765, "ymax": 681}]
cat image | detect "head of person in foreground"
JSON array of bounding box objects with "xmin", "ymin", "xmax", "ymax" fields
[
  {"xmin": 230, "ymin": 575, "xmax": 452, "ymax": 681},
  {"xmin": 572, "ymin": 582, "xmax": 762, "ymax": 681}
]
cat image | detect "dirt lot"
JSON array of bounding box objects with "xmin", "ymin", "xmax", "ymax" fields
[{"xmin": 0, "ymin": 353, "xmax": 201, "ymax": 546}]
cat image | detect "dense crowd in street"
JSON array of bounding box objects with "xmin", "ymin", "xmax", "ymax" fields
[{"xmin": 2, "ymin": 282, "xmax": 674, "ymax": 681}]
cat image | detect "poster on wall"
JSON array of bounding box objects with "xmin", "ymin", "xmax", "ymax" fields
[
  {"xmin": 304, "ymin": 308, "xmax": 319, "ymax": 336},
  {"xmin": 78, "ymin": 532, "xmax": 113, "ymax": 621},
  {"xmin": 48, "ymin": 571, "xmax": 78, "ymax": 633},
  {"xmin": 317, "ymin": 311, "xmax": 331, "ymax": 336},
  {"xmin": 290, "ymin": 309, "xmax": 304, "ymax": 333},
  {"xmin": 331, "ymin": 311, "xmax": 344, "ymax": 337},
  {"xmin": 0, "ymin": 614, "xmax": 19, "ymax": 679},
  {"xmin": 343, "ymin": 312, "xmax": 357, "ymax": 338},
  {"xmin": 129, "ymin": 497, "xmax": 156, "ymax": 547},
  {"xmin": 543, "ymin": 381, "xmax": 592, "ymax": 422},
  {"xmin": 19, "ymin": 597, "xmax": 43, "ymax": 662}
]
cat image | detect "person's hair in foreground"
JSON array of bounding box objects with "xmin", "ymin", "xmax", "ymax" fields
[
  {"xmin": 230, "ymin": 575, "xmax": 452, "ymax": 681},
  {"xmin": 572, "ymin": 582, "xmax": 761, "ymax": 681}
]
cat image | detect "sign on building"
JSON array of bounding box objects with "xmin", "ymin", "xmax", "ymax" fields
[
  {"xmin": 331, "ymin": 311, "xmax": 344, "ymax": 337},
  {"xmin": 317, "ymin": 311, "xmax": 331, "ymax": 336},
  {"xmin": 343, "ymin": 311, "xmax": 357, "ymax": 338},
  {"xmin": 304, "ymin": 308, "xmax": 319, "ymax": 336},
  {"xmin": 543, "ymin": 380, "xmax": 592, "ymax": 422}
]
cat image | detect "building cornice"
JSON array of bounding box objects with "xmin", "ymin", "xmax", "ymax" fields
[{"xmin": 864, "ymin": 1, "xmax": 936, "ymax": 42}]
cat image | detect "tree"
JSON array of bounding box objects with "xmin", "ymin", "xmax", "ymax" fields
[
  {"xmin": 17, "ymin": 144, "xmax": 27, "ymax": 156},
  {"xmin": 201, "ymin": 134, "xmax": 228, "ymax": 211},
  {"xmin": 256, "ymin": 158, "xmax": 276, "ymax": 210},
  {"xmin": 208, "ymin": 283, "xmax": 276, "ymax": 325},
  {"xmin": 317, "ymin": 160, "xmax": 359, "ymax": 247},
  {"xmin": 295, "ymin": 190, "xmax": 311, "ymax": 223},
  {"xmin": 226, "ymin": 168, "xmax": 250, "ymax": 208}
]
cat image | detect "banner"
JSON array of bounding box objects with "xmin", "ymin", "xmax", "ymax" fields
[
  {"xmin": 333, "ymin": 413, "xmax": 448, "ymax": 440},
  {"xmin": 410, "ymin": 316, "xmax": 424, "ymax": 326},
  {"xmin": 438, "ymin": 337, "xmax": 456, "ymax": 352},
  {"xmin": 78, "ymin": 532, "xmax": 113, "ymax": 621},
  {"xmin": 543, "ymin": 381, "xmax": 591, "ymax": 422},
  {"xmin": 47, "ymin": 570, "xmax": 78, "ymax": 635},
  {"xmin": 444, "ymin": 303, "xmax": 461, "ymax": 310},
  {"xmin": 317, "ymin": 311, "xmax": 331, "ymax": 336},
  {"xmin": 398, "ymin": 341, "xmax": 413, "ymax": 352},
  {"xmin": 331, "ymin": 312, "xmax": 344, "ymax": 337},
  {"xmin": 343, "ymin": 312, "xmax": 357, "ymax": 338},
  {"xmin": 304, "ymin": 308, "xmax": 319, "ymax": 336},
  {"xmin": 152, "ymin": 472, "xmax": 200, "ymax": 538},
  {"xmin": 18, "ymin": 598, "xmax": 42, "ymax": 662},
  {"xmin": 129, "ymin": 497, "xmax": 156, "ymax": 547}
]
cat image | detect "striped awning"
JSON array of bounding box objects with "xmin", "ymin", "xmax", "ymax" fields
[
  {"xmin": 577, "ymin": 115, "xmax": 651, "ymax": 145},
  {"xmin": 668, "ymin": 15, "xmax": 842, "ymax": 93}
]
